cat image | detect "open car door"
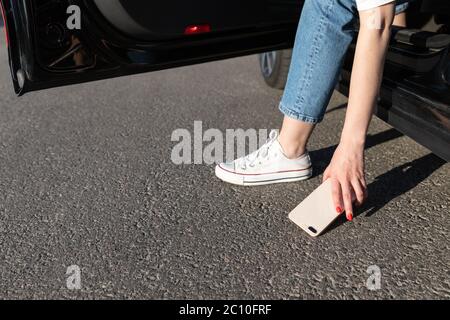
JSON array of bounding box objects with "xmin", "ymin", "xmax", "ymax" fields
[{"xmin": 0, "ymin": 0, "xmax": 302, "ymax": 95}]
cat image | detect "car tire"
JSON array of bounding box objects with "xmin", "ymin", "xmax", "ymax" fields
[{"xmin": 258, "ymin": 49, "xmax": 292, "ymax": 90}]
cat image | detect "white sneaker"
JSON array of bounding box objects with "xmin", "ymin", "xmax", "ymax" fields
[{"xmin": 215, "ymin": 130, "xmax": 312, "ymax": 186}]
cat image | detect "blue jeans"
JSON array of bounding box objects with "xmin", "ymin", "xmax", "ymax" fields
[{"xmin": 279, "ymin": 0, "xmax": 411, "ymax": 124}]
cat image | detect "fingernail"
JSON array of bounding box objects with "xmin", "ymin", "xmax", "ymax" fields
[
  {"xmin": 347, "ymin": 213, "xmax": 353, "ymax": 221},
  {"xmin": 336, "ymin": 206, "xmax": 343, "ymax": 214}
]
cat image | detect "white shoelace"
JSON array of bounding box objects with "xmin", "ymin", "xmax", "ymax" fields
[{"xmin": 239, "ymin": 130, "xmax": 278, "ymax": 170}]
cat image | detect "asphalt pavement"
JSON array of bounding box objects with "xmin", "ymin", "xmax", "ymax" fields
[{"xmin": 0, "ymin": 31, "xmax": 449, "ymax": 299}]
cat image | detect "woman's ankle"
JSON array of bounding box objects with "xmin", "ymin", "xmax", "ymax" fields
[
  {"xmin": 277, "ymin": 135, "xmax": 307, "ymax": 159},
  {"xmin": 278, "ymin": 116, "xmax": 314, "ymax": 159}
]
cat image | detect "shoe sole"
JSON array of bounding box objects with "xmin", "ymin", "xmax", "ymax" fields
[{"xmin": 215, "ymin": 165, "xmax": 313, "ymax": 186}]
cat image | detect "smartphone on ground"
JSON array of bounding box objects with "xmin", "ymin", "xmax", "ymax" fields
[{"xmin": 288, "ymin": 179, "xmax": 342, "ymax": 237}]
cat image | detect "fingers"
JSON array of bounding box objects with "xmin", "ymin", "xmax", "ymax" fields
[
  {"xmin": 331, "ymin": 178, "xmax": 344, "ymax": 215},
  {"xmin": 361, "ymin": 177, "xmax": 368, "ymax": 200},
  {"xmin": 341, "ymin": 182, "xmax": 354, "ymax": 221},
  {"xmin": 325, "ymin": 164, "xmax": 368, "ymax": 221},
  {"xmin": 352, "ymin": 178, "xmax": 366, "ymax": 207}
]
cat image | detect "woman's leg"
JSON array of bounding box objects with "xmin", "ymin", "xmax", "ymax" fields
[
  {"xmin": 215, "ymin": 0, "xmax": 358, "ymax": 186},
  {"xmin": 278, "ymin": 0, "xmax": 358, "ymax": 158},
  {"xmin": 215, "ymin": 0, "xmax": 400, "ymax": 187}
]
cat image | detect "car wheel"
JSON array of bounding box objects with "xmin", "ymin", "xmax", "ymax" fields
[{"xmin": 258, "ymin": 49, "xmax": 292, "ymax": 90}]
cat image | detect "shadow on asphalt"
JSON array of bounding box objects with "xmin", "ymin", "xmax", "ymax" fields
[
  {"xmin": 325, "ymin": 152, "xmax": 446, "ymax": 233},
  {"xmin": 310, "ymin": 127, "xmax": 446, "ymax": 234},
  {"xmin": 309, "ymin": 127, "xmax": 404, "ymax": 177},
  {"xmin": 359, "ymin": 153, "xmax": 446, "ymax": 217},
  {"xmin": 325, "ymin": 103, "xmax": 347, "ymax": 114}
]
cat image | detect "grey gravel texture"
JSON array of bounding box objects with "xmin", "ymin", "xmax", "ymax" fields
[{"xmin": 0, "ymin": 31, "xmax": 449, "ymax": 299}]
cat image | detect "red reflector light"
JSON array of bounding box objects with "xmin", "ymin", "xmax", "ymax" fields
[
  {"xmin": 184, "ymin": 24, "xmax": 211, "ymax": 35},
  {"xmin": 0, "ymin": 1, "xmax": 8, "ymax": 46}
]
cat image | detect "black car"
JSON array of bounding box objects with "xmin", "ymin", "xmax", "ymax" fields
[{"xmin": 1, "ymin": 0, "xmax": 449, "ymax": 161}]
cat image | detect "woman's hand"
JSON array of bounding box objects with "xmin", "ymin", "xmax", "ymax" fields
[{"xmin": 322, "ymin": 140, "xmax": 368, "ymax": 221}]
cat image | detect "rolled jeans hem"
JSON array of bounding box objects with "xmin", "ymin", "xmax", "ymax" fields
[{"xmin": 279, "ymin": 103, "xmax": 323, "ymax": 124}]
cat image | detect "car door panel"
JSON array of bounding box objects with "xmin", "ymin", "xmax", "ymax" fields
[
  {"xmin": 0, "ymin": 0, "xmax": 303, "ymax": 95},
  {"xmin": 93, "ymin": 0, "xmax": 266, "ymax": 40}
]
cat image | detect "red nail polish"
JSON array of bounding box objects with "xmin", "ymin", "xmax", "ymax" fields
[
  {"xmin": 347, "ymin": 213, "xmax": 353, "ymax": 221},
  {"xmin": 336, "ymin": 206, "xmax": 342, "ymax": 213}
]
